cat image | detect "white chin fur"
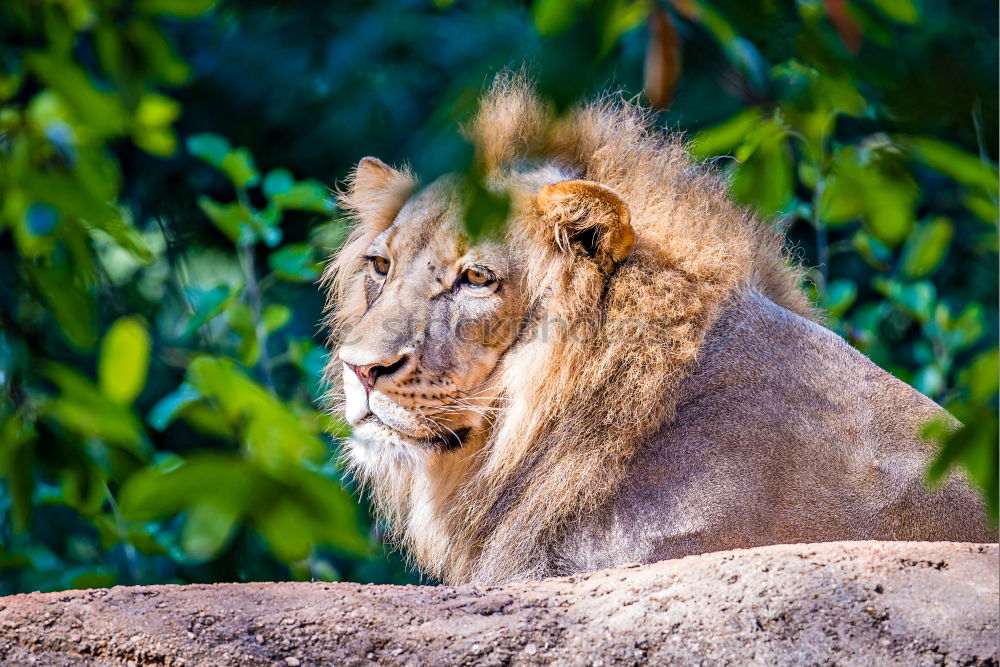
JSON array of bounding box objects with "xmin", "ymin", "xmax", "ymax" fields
[{"xmin": 347, "ymin": 420, "xmax": 428, "ymax": 471}]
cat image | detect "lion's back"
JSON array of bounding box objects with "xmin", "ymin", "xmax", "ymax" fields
[{"xmin": 555, "ymin": 290, "xmax": 993, "ymax": 575}]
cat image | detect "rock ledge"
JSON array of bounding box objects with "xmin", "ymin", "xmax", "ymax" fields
[{"xmin": 0, "ymin": 541, "xmax": 996, "ymax": 665}]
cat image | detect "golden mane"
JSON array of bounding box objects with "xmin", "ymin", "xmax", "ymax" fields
[{"xmin": 324, "ymin": 76, "xmax": 811, "ymax": 584}]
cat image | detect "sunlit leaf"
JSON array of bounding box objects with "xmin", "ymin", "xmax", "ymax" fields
[
  {"xmin": 262, "ymin": 304, "xmax": 292, "ymax": 335},
  {"xmin": 901, "ymin": 136, "xmax": 999, "ymax": 196},
  {"xmin": 221, "ymin": 147, "xmax": 260, "ymax": 189},
  {"xmin": 690, "ymin": 108, "xmax": 764, "ymax": 158},
  {"xmin": 730, "ymin": 121, "xmax": 793, "ymax": 216},
  {"xmin": 869, "ymin": 0, "xmax": 919, "ymax": 23},
  {"xmin": 185, "ymin": 356, "xmax": 328, "ymax": 469},
  {"xmin": 958, "ymin": 348, "xmax": 1000, "ymax": 404},
  {"xmin": 962, "ymin": 190, "xmax": 999, "ymax": 225},
  {"xmin": 899, "ymin": 216, "xmax": 953, "ymax": 279},
  {"xmin": 227, "ymin": 302, "xmax": 259, "ymax": 366},
  {"xmin": 822, "ymin": 144, "xmax": 917, "ymax": 246},
  {"xmin": 271, "ymin": 180, "xmax": 333, "ymax": 213},
  {"xmin": 136, "ymin": 93, "xmax": 180, "ymax": 127},
  {"xmin": 197, "ymin": 197, "xmax": 253, "ymax": 243},
  {"xmin": 98, "ymin": 316, "xmax": 151, "ymax": 405},
  {"xmin": 25, "ymin": 53, "xmax": 126, "ymax": 137},
  {"xmin": 138, "ymin": 0, "xmax": 218, "ymax": 17}
]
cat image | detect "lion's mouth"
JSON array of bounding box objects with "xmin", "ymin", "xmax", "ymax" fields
[{"xmin": 361, "ymin": 415, "xmax": 471, "ymax": 451}]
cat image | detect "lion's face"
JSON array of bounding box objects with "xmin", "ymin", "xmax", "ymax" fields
[
  {"xmin": 336, "ymin": 178, "xmax": 528, "ymax": 455},
  {"xmin": 328, "ymin": 157, "xmax": 635, "ymax": 461}
]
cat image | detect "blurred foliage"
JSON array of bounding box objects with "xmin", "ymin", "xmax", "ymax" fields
[{"xmin": 0, "ymin": 0, "xmax": 996, "ymax": 594}]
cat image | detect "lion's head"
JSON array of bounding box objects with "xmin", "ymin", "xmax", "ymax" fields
[
  {"xmin": 322, "ymin": 77, "xmax": 810, "ymax": 584},
  {"xmin": 329, "ymin": 160, "xmax": 638, "ymax": 454}
]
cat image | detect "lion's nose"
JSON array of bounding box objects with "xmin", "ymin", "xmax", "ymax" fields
[{"xmin": 345, "ymin": 353, "xmax": 409, "ymax": 394}]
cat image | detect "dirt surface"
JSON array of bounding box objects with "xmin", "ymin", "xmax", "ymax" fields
[{"xmin": 0, "ymin": 541, "xmax": 996, "ymax": 666}]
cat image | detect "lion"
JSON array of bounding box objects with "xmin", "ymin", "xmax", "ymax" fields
[{"xmin": 321, "ymin": 77, "xmax": 994, "ymax": 586}]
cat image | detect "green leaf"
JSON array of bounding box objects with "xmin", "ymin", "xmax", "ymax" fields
[
  {"xmin": 227, "ymin": 303, "xmax": 259, "ymax": 366},
  {"xmin": 25, "ymin": 54, "xmax": 126, "ymax": 137},
  {"xmin": 133, "ymin": 93, "xmax": 181, "ymax": 156},
  {"xmin": 262, "ymin": 168, "xmax": 295, "ymax": 199},
  {"xmin": 181, "ymin": 502, "xmax": 240, "ymax": 561},
  {"xmin": 41, "ymin": 364, "xmax": 148, "ymax": 453},
  {"xmin": 869, "ymin": 0, "xmax": 918, "ymax": 23},
  {"xmin": 689, "ymin": 108, "xmax": 765, "ymax": 158},
  {"xmin": 68, "ymin": 569, "xmax": 116, "ymax": 590},
  {"xmin": 952, "ymin": 303, "xmax": 986, "ymax": 350},
  {"xmin": 962, "ymin": 190, "xmax": 999, "ymax": 225},
  {"xmin": 221, "ymin": 148, "xmax": 260, "ymax": 189},
  {"xmin": 186, "ymin": 133, "xmax": 231, "ymax": 167},
  {"xmin": 957, "ymin": 348, "xmax": 999, "ymax": 404},
  {"xmin": 262, "ymin": 304, "xmax": 291, "ymax": 334},
  {"xmin": 899, "ymin": 216, "xmax": 954, "ymax": 279},
  {"xmin": 183, "ymin": 284, "xmax": 232, "ymax": 336},
  {"xmin": 26, "ymin": 265, "xmax": 98, "ymax": 350},
  {"xmin": 98, "ymin": 316, "xmax": 151, "ymax": 405},
  {"xmin": 822, "ymin": 145, "xmax": 917, "ymax": 246},
  {"xmin": 254, "ymin": 497, "xmax": 315, "ymax": 562},
  {"xmin": 913, "ymin": 364, "xmax": 945, "ymax": 397},
  {"xmin": 826, "ymin": 279, "xmax": 857, "ymax": 320},
  {"xmin": 532, "ymin": 0, "xmax": 581, "ymax": 35},
  {"xmin": 197, "ymin": 197, "xmax": 253, "ymax": 243},
  {"xmin": 901, "ymin": 136, "xmax": 999, "ymax": 196},
  {"xmin": 147, "ymin": 382, "xmax": 201, "ymax": 430},
  {"xmin": 271, "ymin": 180, "xmax": 332, "ymax": 213},
  {"xmin": 873, "ymin": 278, "xmax": 936, "ymax": 323},
  {"xmin": 138, "ymin": 0, "xmax": 219, "ymax": 17},
  {"xmin": 730, "ymin": 121, "xmax": 794, "ymax": 217},
  {"xmin": 119, "ymin": 454, "xmax": 254, "ymax": 521},
  {"xmin": 925, "ymin": 408, "xmax": 998, "ymax": 524},
  {"xmin": 254, "ymin": 471, "xmax": 368, "ymax": 562},
  {"xmin": 851, "ymin": 231, "xmax": 891, "ymax": 270},
  {"xmin": 462, "ymin": 178, "xmax": 511, "ymax": 241},
  {"xmin": 185, "ymin": 356, "xmax": 327, "ymax": 470},
  {"xmin": 268, "ymin": 243, "xmax": 320, "ymax": 282}
]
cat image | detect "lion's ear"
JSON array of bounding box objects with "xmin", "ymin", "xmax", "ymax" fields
[
  {"xmin": 535, "ymin": 179, "xmax": 635, "ymax": 271},
  {"xmin": 341, "ymin": 156, "xmax": 416, "ymax": 229}
]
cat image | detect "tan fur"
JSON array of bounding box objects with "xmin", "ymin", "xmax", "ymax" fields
[{"xmin": 321, "ymin": 76, "xmax": 989, "ymax": 586}]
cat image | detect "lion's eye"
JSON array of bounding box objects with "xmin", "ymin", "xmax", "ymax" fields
[
  {"xmin": 462, "ymin": 267, "xmax": 495, "ymax": 288},
  {"xmin": 369, "ymin": 255, "xmax": 391, "ymax": 277}
]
